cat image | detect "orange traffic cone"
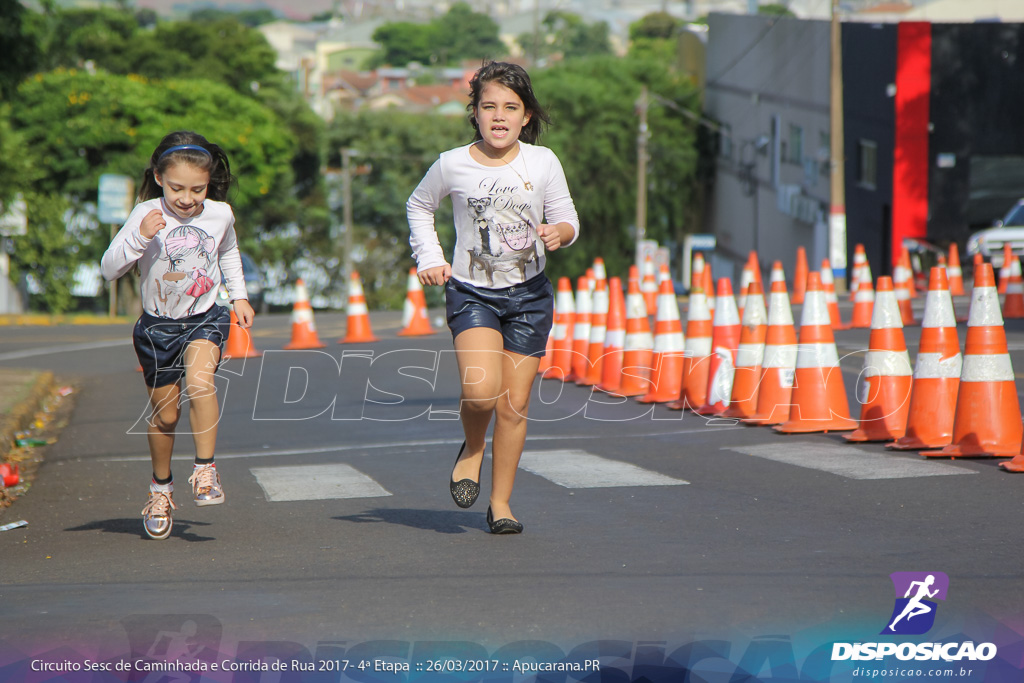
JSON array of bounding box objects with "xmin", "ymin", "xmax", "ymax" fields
[
  {"xmin": 638, "ymin": 277, "xmax": 685, "ymax": 403},
  {"xmin": 946, "ymin": 243, "xmax": 966, "ymax": 297},
  {"xmin": 744, "ymin": 261, "xmax": 798, "ymax": 425},
  {"xmin": 704, "ymin": 262, "xmax": 715, "ymax": 317},
  {"xmin": 1003, "ymin": 255, "xmax": 1024, "ymax": 319},
  {"xmin": 792, "ymin": 246, "xmax": 808, "ymax": 305},
  {"xmin": 614, "ymin": 267, "xmax": 654, "ymax": 397},
  {"xmin": 667, "ymin": 259, "xmax": 713, "ymax": 411},
  {"xmin": 579, "ymin": 275, "xmax": 608, "ymax": 386},
  {"xmin": 597, "ymin": 277, "xmax": 626, "ymax": 394},
  {"xmin": 922, "ymin": 263, "xmax": 1023, "ymax": 458},
  {"xmin": 848, "ymin": 269, "xmax": 875, "ymax": 329},
  {"xmin": 849, "ymin": 244, "xmax": 867, "ymax": 300},
  {"xmin": 397, "ymin": 268, "xmax": 435, "ymax": 336},
  {"xmin": 844, "ymin": 276, "xmax": 913, "ymax": 442},
  {"xmin": 999, "ymin": 243, "xmax": 1012, "ymax": 294},
  {"xmin": 737, "ymin": 261, "xmax": 753, "ymax": 323},
  {"xmin": 774, "ymin": 271, "xmax": 858, "ymax": 433},
  {"xmin": 537, "ymin": 301, "xmax": 556, "ymax": 375},
  {"xmin": 889, "ymin": 266, "xmax": 962, "ymax": 450},
  {"xmin": 570, "ymin": 274, "xmax": 593, "ymax": 383},
  {"xmin": 893, "ymin": 250, "xmax": 917, "ymax": 326},
  {"xmin": 820, "ymin": 259, "xmax": 845, "ymax": 330},
  {"xmin": 722, "ymin": 277, "xmax": 767, "ymax": 419},
  {"xmin": 339, "ymin": 271, "xmax": 379, "ymax": 343},
  {"xmin": 748, "ymin": 251, "xmax": 764, "ymax": 293},
  {"xmin": 224, "ymin": 309, "xmax": 261, "ymax": 358},
  {"xmin": 641, "ymin": 255, "xmax": 658, "ymax": 316},
  {"xmin": 694, "ymin": 277, "xmax": 741, "ymax": 416},
  {"xmin": 283, "ymin": 279, "xmax": 326, "ymax": 350},
  {"xmin": 543, "ymin": 277, "xmax": 575, "ymax": 380}
]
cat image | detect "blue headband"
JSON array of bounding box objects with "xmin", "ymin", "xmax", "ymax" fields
[{"xmin": 159, "ymin": 144, "xmax": 212, "ymax": 160}]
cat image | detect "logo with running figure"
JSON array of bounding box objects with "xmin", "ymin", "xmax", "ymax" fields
[{"xmin": 882, "ymin": 572, "xmax": 949, "ymax": 635}]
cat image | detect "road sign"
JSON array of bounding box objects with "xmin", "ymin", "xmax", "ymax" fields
[
  {"xmin": 0, "ymin": 194, "xmax": 27, "ymax": 236},
  {"xmin": 98, "ymin": 174, "xmax": 134, "ymax": 224}
]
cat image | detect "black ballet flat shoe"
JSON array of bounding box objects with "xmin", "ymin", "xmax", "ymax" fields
[
  {"xmin": 486, "ymin": 506, "xmax": 523, "ymax": 535},
  {"xmin": 449, "ymin": 441, "xmax": 481, "ymax": 509}
]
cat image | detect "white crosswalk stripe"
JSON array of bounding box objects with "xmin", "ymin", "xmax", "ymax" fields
[
  {"xmin": 251, "ymin": 464, "xmax": 391, "ymax": 502},
  {"xmin": 517, "ymin": 449, "xmax": 689, "ymax": 488},
  {"xmin": 729, "ymin": 442, "xmax": 977, "ymax": 480}
]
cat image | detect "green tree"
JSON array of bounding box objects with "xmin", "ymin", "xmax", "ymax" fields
[
  {"xmin": 517, "ymin": 12, "xmax": 612, "ymax": 62},
  {"xmin": 369, "ymin": 22, "xmax": 438, "ymax": 68},
  {"xmin": 0, "ymin": 1, "xmax": 42, "ymax": 100},
  {"xmin": 14, "ymin": 191, "xmax": 76, "ymax": 314},
  {"xmin": 189, "ymin": 8, "xmax": 278, "ymax": 27},
  {"xmin": 759, "ymin": 4, "xmax": 797, "ymax": 16},
  {"xmin": 369, "ymin": 2, "xmax": 504, "ymax": 68},
  {"xmin": 628, "ymin": 12, "xmax": 684, "ymax": 65}
]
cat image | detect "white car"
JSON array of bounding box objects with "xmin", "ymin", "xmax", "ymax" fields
[{"xmin": 966, "ymin": 199, "xmax": 1024, "ymax": 267}]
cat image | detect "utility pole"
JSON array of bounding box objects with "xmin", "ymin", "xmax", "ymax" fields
[
  {"xmin": 635, "ymin": 85, "xmax": 649, "ymax": 267},
  {"xmin": 829, "ymin": 0, "xmax": 848, "ymax": 292},
  {"xmin": 341, "ymin": 148, "xmax": 355, "ymax": 280}
]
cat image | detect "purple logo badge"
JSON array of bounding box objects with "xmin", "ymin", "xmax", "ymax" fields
[{"xmin": 881, "ymin": 572, "xmax": 949, "ymax": 635}]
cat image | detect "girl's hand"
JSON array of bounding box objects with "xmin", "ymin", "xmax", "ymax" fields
[
  {"xmin": 139, "ymin": 209, "xmax": 166, "ymax": 239},
  {"xmin": 418, "ymin": 264, "xmax": 451, "ymax": 286},
  {"xmin": 233, "ymin": 299, "xmax": 255, "ymax": 329},
  {"xmin": 536, "ymin": 223, "xmax": 572, "ymax": 252}
]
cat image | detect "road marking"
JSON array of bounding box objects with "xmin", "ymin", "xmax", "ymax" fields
[
  {"xmin": 99, "ymin": 425, "xmax": 745, "ymax": 462},
  {"xmin": 518, "ymin": 449, "xmax": 689, "ymax": 488},
  {"xmin": 0, "ymin": 339, "xmax": 131, "ymax": 361},
  {"xmin": 729, "ymin": 442, "xmax": 977, "ymax": 480},
  {"xmin": 250, "ymin": 463, "xmax": 391, "ymax": 502}
]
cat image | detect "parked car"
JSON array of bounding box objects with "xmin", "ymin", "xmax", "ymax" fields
[
  {"xmin": 218, "ymin": 252, "xmax": 266, "ymax": 312},
  {"xmin": 966, "ymin": 198, "xmax": 1024, "ymax": 266}
]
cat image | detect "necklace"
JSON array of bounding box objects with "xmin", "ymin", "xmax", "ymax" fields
[{"xmin": 501, "ymin": 152, "xmax": 533, "ymax": 191}]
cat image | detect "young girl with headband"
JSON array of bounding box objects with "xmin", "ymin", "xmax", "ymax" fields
[
  {"xmin": 407, "ymin": 62, "xmax": 580, "ymax": 533},
  {"xmin": 101, "ymin": 131, "xmax": 254, "ymax": 540}
]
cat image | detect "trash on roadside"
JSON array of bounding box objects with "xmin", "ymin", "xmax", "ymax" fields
[
  {"xmin": 58, "ymin": 386, "xmax": 73, "ymax": 397},
  {"xmin": 0, "ymin": 520, "xmax": 27, "ymax": 532},
  {"xmin": 0, "ymin": 464, "xmax": 19, "ymax": 487},
  {"xmin": 14, "ymin": 438, "xmax": 52, "ymax": 448}
]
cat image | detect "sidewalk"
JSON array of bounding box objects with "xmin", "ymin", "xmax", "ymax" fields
[{"xmin": 0, "ymin": 368, "xmax": 56, "ymax": 459}]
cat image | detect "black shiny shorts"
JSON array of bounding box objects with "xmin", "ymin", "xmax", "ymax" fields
[
  {"xmin": 445, "ymin": 273, "xmax": 554, "ymax": 357},
  {"xmin": 133, "ymin": 305, "xmax": 231, "ymax": 388}
]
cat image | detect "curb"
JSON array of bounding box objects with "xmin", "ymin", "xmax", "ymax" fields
[
  {"xmin": 0, "ymin": 314, "xmax": 130, "ymax": 326},
  {"xmin": 0, "ymin": 371, "xmax": 56, "ymax": 459}
]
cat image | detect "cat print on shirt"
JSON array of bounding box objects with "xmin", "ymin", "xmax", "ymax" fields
[{"xmin": 466, "ymin": 177, "xmax": 539, "ymax": 286}]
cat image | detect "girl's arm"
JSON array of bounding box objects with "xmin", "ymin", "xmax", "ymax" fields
[
  {"xmin": 100, "ymin": 205, "xmax": 159, "ymax": 281},
  {"xmin": 540, "ymin": 150, "xmax": 580, "ymax": 248},
  {"xmin": 407, "ymin": 159, "xmax": 450, "ymax": 282},
  {"xmin": 217, "ymin": 213, "xmax": 252, "ymax": 327}
]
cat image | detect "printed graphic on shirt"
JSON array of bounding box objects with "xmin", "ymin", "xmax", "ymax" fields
[
  {"xmin": 153, "ymin": 224, "xmax": 217, "ymax": 316},
  {"xmin": 466, "ymin": 181, "xmax": 539, "ymax": 287}
]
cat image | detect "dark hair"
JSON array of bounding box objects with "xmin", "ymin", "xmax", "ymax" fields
[
  {"xmin": 467, "ymin": 62, "xmax": 550, "ymax": 144},
  {"xmin": 137, "ymin": 131, "xmax": 234, "ymax": 203}
]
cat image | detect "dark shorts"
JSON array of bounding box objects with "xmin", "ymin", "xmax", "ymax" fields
[
  {"xmin": 133, "ymin": 305, "xmax": 231, "ymax": 388},
  {"xmin": 445, "ymin": 272, "xmax": 554, "ymax": 357}
]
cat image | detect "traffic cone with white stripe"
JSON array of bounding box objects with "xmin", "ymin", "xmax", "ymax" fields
[
  {"xmin": 999, "ymin": 243, "xmax": 1012, "ymax": 294},
  {"xmin": 849, "ymin": 244, "xmax": 867, "ymax": 300},
  {"xmin": 638, "ymin": 277, "xmax": 685, "ymax": 403},
  {"xmin": 597, "ymin": 277, "xmax": 626, "ymax": 394},
  {"xmin": 820, "ymin": 259, "xmax": 845, "ymax": 330},
  {"xmin": 844, "ymin": 276, "xmax": 913, "ymax": 442},
  {"xmin": 722, "ymin": 277, "xmax": 767, "ymax": 419},
  {"xmin": 542, "ymin": 276, "xmax": 575, "ymax": 380},
  {"xmin": 946, "ymin": 243, "xmax": 966, "ymax": 297},
  {"xmin": 893, "ymin": 250, "xmax": 917, "ymax": 326},
  {"xmin": 397, "ymin": 267, "xmax": 435, "ymax": 336},
  {"xmin": 579, "ymin": 276, "xmax": 608, "ymax": 386},
  {"xmin": 744, "ymin": 261, "xmax": 798, "ymax": 425},
  {"xmin": 704, "ymin": 262, "xmax": 715, "ymax": 317},
  {"xmin": 922, "ymin": 263, "xmax": 1023, "ymax": 458},
  {"xmin": 889, "ymin": 266, "xmax": 962, "ymax": 450},
  {"xmin": 570, "ymin": 274, "xmax": 593, "ymax": 382},
  {"xmin": 284, "ymin": 279, "xmax": 326, "ymax": 349},
  {"xmin": 737, "ymin": 262, "xmax": 754, "ymax": 323},
  {"xmin": 641, "ymin": 255, "xmax": 658, "ymax": 316},
  {"xmin": 339, "ymin": 271, "xmax": 378, "ymax": 343},
  {"xmin": 667, "ymin": 260, "xmax": 714, "ymax": 411},
  {"xmin": 694, "ymin": 277, "xmax": 741, "ymax": 416},
  {"xmin": 774, "ymin": 271, "xmax": 858, "ymax": 433},
  {"xmin": 1003, "ymin": 255, "xmax": 1024, "ymax": 319},
  {"xmin": 848, "ymin": 267, "xmax": 875, "ymax": 329},
  {"xmin": 792, "ymin": 246, "xmax": 808, "ymax": 305},
  {"xmin": 613, "ymin": 266, "xmax": 654, "ymax": 396},
  {"xmin": 224, "ymin": 309, "xmax": 261, "ymax": 358}
]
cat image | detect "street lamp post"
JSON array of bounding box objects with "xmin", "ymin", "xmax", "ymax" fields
[{"xmin": 341, "ymin": 148, "xmax": 356, "ymax": 280}]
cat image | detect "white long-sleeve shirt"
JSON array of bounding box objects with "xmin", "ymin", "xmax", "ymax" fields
[
  {"xmin": 407, "ymin": 142, "xmax": 580, "ymax": 289},
  {"xmin": 101, "ymin": 198, "xmax": 247, "ymax": 319}
]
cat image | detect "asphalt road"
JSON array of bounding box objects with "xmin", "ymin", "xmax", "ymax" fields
[{"xmin": 1, "ymin": 304, "xmax": 1023, "ymax": 681}]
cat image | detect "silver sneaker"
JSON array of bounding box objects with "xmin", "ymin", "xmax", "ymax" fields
[
  {"xmin": 142, "ymin": 489, "xmax": 176, "ymax": 540},
  {"xmin": 188, "ymin": 464, "xmax": 225, "ymax": 506}
]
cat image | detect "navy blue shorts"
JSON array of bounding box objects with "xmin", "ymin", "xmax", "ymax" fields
[
  {"xmin": 445, "ymin": 272, "xmax": 554, "ymax": 357},
  {"xmin": 133, "ymin": 305, "xmax": 231, "ymax": 388}
]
